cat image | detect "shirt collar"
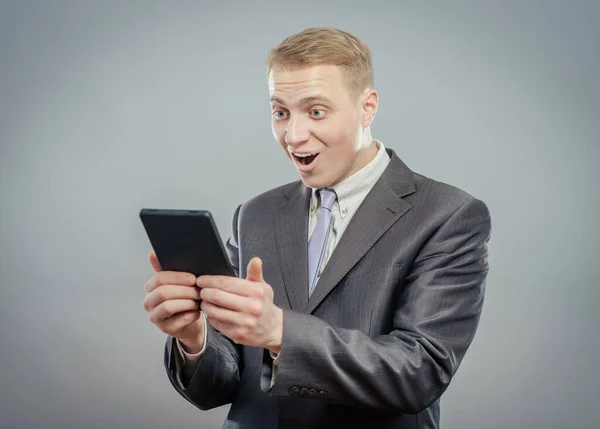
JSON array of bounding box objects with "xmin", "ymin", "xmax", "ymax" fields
[{"xmin": 311, "ymin": 139, "xmax": 390, "ymax": 218}]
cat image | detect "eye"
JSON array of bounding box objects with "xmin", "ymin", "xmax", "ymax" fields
[
  {"xmin": 310, "ymin": 109, "xmax": 326, "ymax": 118},
  {"xmin": 272, "ymin": 110, "xmax": 288, "ymax": 120}
]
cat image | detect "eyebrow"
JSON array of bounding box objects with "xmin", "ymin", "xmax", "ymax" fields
[{"xmin": 270, "ymin": 95, "xmax": 334, "ymax": 107}]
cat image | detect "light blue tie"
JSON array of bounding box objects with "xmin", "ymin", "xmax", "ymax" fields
[{"xmin": 308, "ymin": 188, "xmax": 337, "ymax": 297}]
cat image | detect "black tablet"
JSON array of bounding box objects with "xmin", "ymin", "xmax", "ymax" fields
[{"xmin": 139, "ymin": 208, "xmax": 235, "ymax": 277}]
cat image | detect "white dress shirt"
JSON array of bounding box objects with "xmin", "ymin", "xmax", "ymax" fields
[{"xmin": 174, "ymin": 140, "xmax": 391, "ymax": 384}]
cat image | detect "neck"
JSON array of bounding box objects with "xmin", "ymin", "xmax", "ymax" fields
[{"xmin": 356, "ymin": 128, "xmax": 378, "ymax": 168}]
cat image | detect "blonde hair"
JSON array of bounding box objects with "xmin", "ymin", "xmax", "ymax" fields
[{"xmin": 265, "ymin": 27, "xmax": 374, "ymax": 98}]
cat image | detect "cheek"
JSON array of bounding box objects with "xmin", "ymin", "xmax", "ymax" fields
[
  {"xmin": 272, "ymin": 122, "xmax": 289, "ymax": 153},
  {"xmin": 271, "ymin": 121, "xmax": 285, "ymax": 141},
  {"xmin": 318, "ymin": 120, "xmax": 361, "ymax": 155}
]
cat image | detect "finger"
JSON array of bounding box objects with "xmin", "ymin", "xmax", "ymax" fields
[
  {"xmin": 201, "ymin": 300, "xmax": 250, "ymax": 327},
  {"xmin": 152, "ymin": 299, "xmax": 200, "ymax": 322},
  {"xmin": 149, "ymin": 251, "xmax": 162, "ymax": 272},
  {"xmin": 199, "ymin": 287, "xmax": 252, "ymax": 313},
  {"xmin": 145, "ymin": 271, "xmax": 197, "ymax": 293},
  {"xmin": 246, "ymin": 257, "xmax": 264, "ymax": 283},
  {"xmin": 144, "ymin": 284, "xmax": 202, "ymax": 310},
  {"xmin": 205, "ymin": 316, "xmax": 236, "ymax": 335},
  {"xmin": 162, "ymin": 310, "xmax": 201, "ymax": 333},
  {"xmin": 196, "ymin": 276, "xmax": 260, "ymax": 297}
]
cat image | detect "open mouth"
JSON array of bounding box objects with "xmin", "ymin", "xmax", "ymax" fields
[{"xmin": 293, "ymin": 153, "xmax": 319, "ymax": 166}]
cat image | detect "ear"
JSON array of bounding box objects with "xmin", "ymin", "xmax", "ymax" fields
[{"xmin": 360, "ymin": 88, "xmax": 379, "ymax": 128}]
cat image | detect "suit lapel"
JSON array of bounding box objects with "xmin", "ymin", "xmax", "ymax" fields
[
  {"xmin": 304, "ymin": 149, "xmax": 416, "ymax": 314},
  {"xmin": 274, "ymin": 183, "xmax": 311, "ymax": 311}
]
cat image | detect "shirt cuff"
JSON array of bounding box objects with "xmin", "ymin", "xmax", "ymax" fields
[
  {"xmin": 269, "ymin": 349, "xmax": 280, "ymax": 365},
  {"xmin": 175, "ymin": 312, "xmax": 208, "ymax": 363},
  {"xmin": 269, "ymin": 349, "xmax": 281, "ymax": 388}
]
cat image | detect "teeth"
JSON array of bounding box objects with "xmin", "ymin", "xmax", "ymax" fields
[{"xmin": 293, "ymin": 153, "xmax": 317, "ymax": 157}]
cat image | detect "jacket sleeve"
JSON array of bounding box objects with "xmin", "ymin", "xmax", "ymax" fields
[
  {"xmin": 266, "ymin": 197, "xmax": 492, "ymax": 413},
  {"xmin": 163, "ymin": 204, "xmax": 244, "ymax": 410}
]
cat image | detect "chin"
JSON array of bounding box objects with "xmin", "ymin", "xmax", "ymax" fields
[
  {"xmin": 298, "ymin": 177, "xmax": 321, "ymax": 189},
  {"xmin": 301, "ymin": 176, "xmax": 338, "ymax": 190},
  {"xmin": 295, "ymin": 174, "xmax": 322, "ymax": 189}
]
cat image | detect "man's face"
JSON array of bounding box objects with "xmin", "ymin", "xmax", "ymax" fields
[{"xmin": 268, "ymin": 65, "xmax": 376, "ymax": 189}]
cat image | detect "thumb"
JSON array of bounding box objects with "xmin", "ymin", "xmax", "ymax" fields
[
  {"xmin": 246, "ymin": 257, "xmax": 264, "ymax": 283},
  {"xmin": 149, "ymin": 251, "xmax": 162, "ymax": 272}
]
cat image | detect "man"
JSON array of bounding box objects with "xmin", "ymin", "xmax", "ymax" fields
[{"xmin": 143, "ymin": 27, "xmax": 491, "ymax": 429}]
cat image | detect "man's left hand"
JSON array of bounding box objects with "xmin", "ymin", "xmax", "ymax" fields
[{"xmin": 197, "ymin": 257, "xmax": 283, "ymax": 353}]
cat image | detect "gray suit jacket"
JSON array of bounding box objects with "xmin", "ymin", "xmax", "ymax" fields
[{"xmin": 164, "ymin": 148, "xmax": 492, "ymax": 429}]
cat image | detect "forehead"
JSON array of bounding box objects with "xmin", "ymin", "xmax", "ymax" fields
[{"xmin": 268, "ymin": 64, "xmax": 351, "ymax": 105}]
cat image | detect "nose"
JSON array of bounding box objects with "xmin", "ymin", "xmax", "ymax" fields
[{"xmin": 284, "ymin": 114, "xmax": 310, "ymax": 147}]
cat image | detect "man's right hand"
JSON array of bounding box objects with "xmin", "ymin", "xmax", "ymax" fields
[{"xmin": 143, "ymin": 251, "xmax": 205, "ymax": 354}]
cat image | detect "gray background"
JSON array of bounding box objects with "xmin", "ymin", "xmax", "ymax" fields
[{"xmin": 1, "ymin": 1, "xmax": 598, "ymax": 428}]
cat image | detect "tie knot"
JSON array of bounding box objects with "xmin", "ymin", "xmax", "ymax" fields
[{"xmin": 318, "ymin": 188, "xmax": 337, "ymax": 211}]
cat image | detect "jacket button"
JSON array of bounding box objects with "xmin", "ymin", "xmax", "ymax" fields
[
  {"xmin": 299, "ymin": 388, "xmax": 308, "ymax": 397},
  {"xmin": 308, "ymin": 388, "xmax": 317, "ymax": 397},
  {"xmin": 289, "ymin": 386, "xmax": 299, "ymax": 396}
]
